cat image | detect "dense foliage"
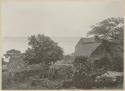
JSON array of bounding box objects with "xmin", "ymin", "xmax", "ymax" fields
[
  {"xmin": 73, "ymin": 56, "xmax": 92, "ymax": 73},
  {"xmin": 111, "ymin": 57, "xmax": 123, "ymax": 72},
  {"xmin": 73, "ymin": 71, "xmax": 94, "ymax": 89},
  {"xmin": 24, "ymin": 34, "xmax": 63, "ymax": 65},
  {"xmin": 73, "ymin": 56, "xmax": 94, "ymax": 89},
  {"xmin": 87, "ymin": 17, "xmax": 124, "ymax": 42},
  {"xmin": 94, "ymin": 57, "xmax": 111, "ymax": 70},
  {"xmin": 48, "ymin": 65, "xmax": 73, "ymax": 80}
]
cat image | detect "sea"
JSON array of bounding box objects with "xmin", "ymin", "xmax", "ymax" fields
[{"xmin": 1, "ymin": 36, "xmax": 81, "ymax": 56}]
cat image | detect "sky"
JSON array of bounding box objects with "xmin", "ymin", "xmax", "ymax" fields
[{"xmin": 1, "ymin": 0, "xmax": 124, "ymax": 55}]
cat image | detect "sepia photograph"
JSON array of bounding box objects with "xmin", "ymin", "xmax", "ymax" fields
[{"xmin": 1, "ymin": 0, "xmax": 124, "ymax": 90}]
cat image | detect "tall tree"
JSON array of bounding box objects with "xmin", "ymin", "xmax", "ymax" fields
[
  {"xmin": 24, "ymin": 34, "xmax": 63, "ymax": 66},
  {"xmin": 87, "ymin": 17, "xmax": 124, "ymax": 42}
]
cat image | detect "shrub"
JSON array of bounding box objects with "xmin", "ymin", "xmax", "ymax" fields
[
  {"xmin": 48, "ymin": 65, "xmax": 73, "ymax": 80},
  {"xmin": 73, "ymin": 71, "xmax": 94, "ymax": 89},
  {"xmin": 73, "ymin": 56, "xmax": 91, "ymax": 73},
  {"xmin": 112, "ymin": 57, "xmax": 123, "ymax": 72},
  {"xmin": 94, "ymin": 71, "xmax": 123, "ymax": 88},
  {"xmin": 73, "ymin": 56, "xmax": 94, "ymax": 89},
  {"xmin": 94, "ymin": 57, "xmax": 111, "ymax": 70},
  {"xmin": 95, "ymin": 76, "xmax": 119, "ymax": 88},
  {"xmin": 31, "ymin": 79, "xmax": 63, "ymax": 89}
]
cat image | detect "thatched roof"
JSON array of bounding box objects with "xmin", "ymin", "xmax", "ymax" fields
[
  {"xmin": 75, "ymin": 37, "xmax": 101, "ymax": 57},
  {"xmin": 77, "ymin": 38, "xmax": 96, "ymax": 43}
]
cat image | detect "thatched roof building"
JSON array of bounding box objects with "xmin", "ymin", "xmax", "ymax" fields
[{"xmin": 75, "ymin": 37, "xmax": 123, "ymax": 64}]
